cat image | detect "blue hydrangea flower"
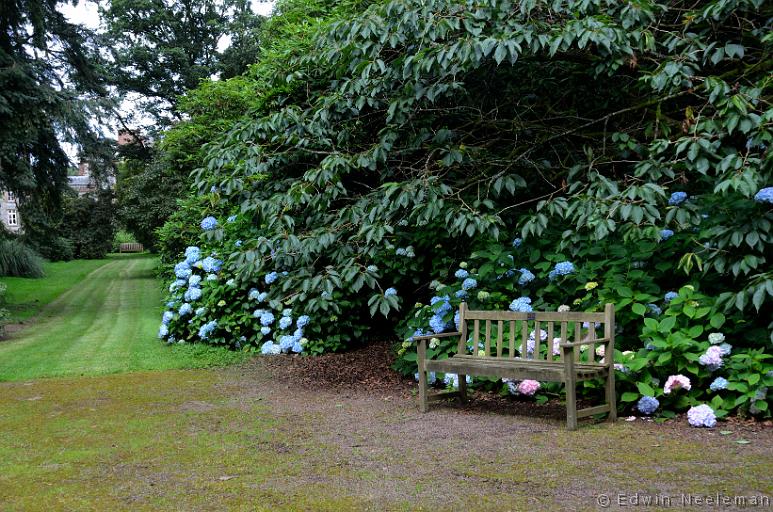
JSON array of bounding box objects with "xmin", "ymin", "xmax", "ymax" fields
[
  {"xmin": 366, "ymin": 265, "xmax": 378, "ymax": 272},
  {"xmin": 454, "ymin": 268, "xmax": 469, "ymax": 279},
  {"xmin": 169, "ymin": 279, "xmax": 186, "ymax": 292},
  {"xmin": 554, "ymin": 261, "xmax": 575, "ymax": 276},
  {"xmin": 227, "ymin": 215, "xmax": 237, "ymax": 222},
  {"xmin": 188, "ymin": 275, "xmax": 202, "ymax": 287},
  {"xmin": 158, "ymin": 324, "xmax": 168, "ymax": 338},
  {"xmin": 395, "ymin": 247, "xmax": 407, "ymax": 256},
  {"xmin": 292, "ymin": 341, "xmax": 304, "ymax": 353},
  {"xmin": 260, "ymin": 326, "xmax": 271, "ymax": 336},
  {"xmin": 260, "ymin": 341, "xmax": 281, "ymax": 355},
  {"xmin": 518, "ymin": 268, "xmax": 535, "ymax": 286},
  {"xmin": 201, "ymin": 256, "xmax": 222, "ymax": 273},
  {"xmin": 265, "ymin": 272, "xmax": 278, "ymax": 285},
  {"xmin": 297, "ymin": 315, "xmax": 310, "ymax": 329},
  {"xmin": 454, "ymin": 310, "xmax": 461, "ymax": 330},
  {"xmin": 279, "ymin": 335, "xmax": 295, "ymax": 353},
  {"xmin": 281, "ymin": 309, "xmax": 292, "ymax": 317},
  {"xmin": 210, "ymin": 185, "xmax": 219, "ymax": 193},
  {"xmin": 195, "ymin": 307, "xmax": 206, "ymax": 316},
  {"xmin": 509, "ymin": 296, "xmax": 533, "ymax": 312},
  {"xmin": 461, "ymin": 278, "xmax": 478, "ymax": 290},
  {"xmin": 664, "ymin": 291, "xmax": 678, "ymax": 302},
  {"xmin": 668, "ymin": 191, "xmax": 688, "ymax": 206},
  {"xmin": 179, "ymin": 303, "xmax": 192, "ymax": 316},
  {"xmin": 198, "ymin": 320, "xmax": 217, "ymax": 340},
  {"xmin": 512, "ymin": 238, "xmax": 522, "ymax": 248},
  {"xmin": 455, "ymin": 290, "xmax": 467, "ymax": 299},
  {"xmin": 385, "ymin": 287, "xmax": 398, "ymax": 297},
  {"xmin": 637, "ymin": 396, "xmax": 659, "ymax": 415},
  {"xmin": 718, "ymin": 343, "xmax": 732, "ymax": 356},
  {"xmin": 429, "ymin": 314, "xmax": 449, "ymax": 334},
  {"xmin": 659, "ymin": 229, "xmax": 674, "ymax": 241},
  {"xmin": 200, "ymin": 216, "xmax": 218, "ymax": 231},
  {"xmin": 162, "ymin": 311, "xmax": 174, "ymax": 324},
  {"xmin": 753, "ymin": 187, "xmax": 773, "ymax": 204},
  {"xmin": 647, "ymin": 303, "xmax": 662, "ymax": 315},
  {"xmin": 165, "ymin": 301, "xmax": 176, "ymax": 308},
  {"xmin": 235, "ymin": 240, "xmax": 243, "ymax": 247},
  {"xmin": 257, "ymin": 292, "xmax": 268, "ymax": 302},
  {"xmin": 206, "ymin": 273, "xmax": 217, "ymax": 281},
  {"xmin": 259, "ymin": 312, "xmax": 275, "ymax": 326},
  {"xmin": 279, "ymin": 316, "xmax": 293, "ymax": 330},
  {"xmin": 710, "ymin": 377, "xmax": 728, "ymax": 391},
  {"xmin": 408, "ymin": 328, "xmax": 425, "ymax": 342},
  {"xmin": 321, "ymin": 291, "xmax": 332, "ymax": 300},
  {"xmin": 248, "ymin": 288, "xmax": 260, "ymax": 300},
  {"xmin": 184, "ymin": 246, "xmax": 201, "ymax": 265},
  {"xmin": 184, "ymin": 287, "xmax": 202, "ymax": 301},
  {"xmin": 174, "ymin": 262, "xmax": 192, "ymax": 279}
]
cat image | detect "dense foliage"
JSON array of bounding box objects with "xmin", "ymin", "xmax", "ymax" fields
[
  {"xmin": 0, "ymin": 240, "xmax": 45, "ymax": 278},
  {"xmin": 58, "ymin": 190, "xmax": 118, "ymax": 259},
  {"xmin": 156, "ymin": 0, "xmax": 772, "ymax": 420}
]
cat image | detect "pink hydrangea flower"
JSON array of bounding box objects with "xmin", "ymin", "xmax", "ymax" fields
[
  {"xmin": 664, "ymin": 374, "xmax": 691, "ymax": 394},
  {"xmin": 699, "ymin": 345, "xmax": 724, "ymax": 370},
  {"xmin": 517, "ymin": 379, "xmax": 541, "ymax": 396}
]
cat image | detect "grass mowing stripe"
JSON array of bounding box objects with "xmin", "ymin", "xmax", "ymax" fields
[{"xmin": 0, "ymin": 254, "xmax": 247, "ymax": 381}]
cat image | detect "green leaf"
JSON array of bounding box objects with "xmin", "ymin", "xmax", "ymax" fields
[
  {"xmin": 658, "ymin": 316, "xmax": 676, "ymax": 333},
  {"xmin": 709, "ymin": 313, "xmax": 725, "ymax": 329},
  {"xmin": 636, "ymin": 382, "xmax": 655, "ymax": 396},
  {"xmin": 621, "ymin": 392, "xmax": 638, "ymax": 402},
  {"xmin": 631, "ymin": 303, "xmax": 646, "ymax": 316}
]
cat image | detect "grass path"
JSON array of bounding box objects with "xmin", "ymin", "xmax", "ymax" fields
[
  {"xmin": 0, "ymin": 364, "xmax": 770, "ymax": 511},
  {"xmin": 0, "ymin": 257, "xmax": 111, "ymax": 322},
  {"xmin": 0, "ymin": 254, "xmax": 245, "ymax": 381}
]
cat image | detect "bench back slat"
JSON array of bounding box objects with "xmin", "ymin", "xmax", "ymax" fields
[
  {"xmin": 547, "ymin": 322, "xmax": 555, "ymax": 360},
  {"xmin": 496, "ymin": 320, "xmax": 504, "ymax": 357},
  {"xmin": 508, "ymin": 321, "xmax": 515, "ymax": 358},
  {"xmin": 454, "ymin": 305, "xmax": 614, "ymax": 365}
]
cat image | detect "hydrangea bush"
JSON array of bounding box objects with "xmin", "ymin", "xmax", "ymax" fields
[{"xmin": 153, "ymin": 0, "xmax": 772, "ymax": 424}]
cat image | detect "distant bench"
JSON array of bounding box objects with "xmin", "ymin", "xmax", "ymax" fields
[
  {"xmin": 414, "ymin": 303, "xmax": 617, "ymax": 430},
  {"xmin": 119, "ymin": 243, "xmax": 144, "ymax": 253}
]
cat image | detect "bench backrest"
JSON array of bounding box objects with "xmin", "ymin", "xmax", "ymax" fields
[
  {"xmin": 119, "ymin": 242, "xmax": 144, "ymax": 253},
  {"xmin": 456, "ymin": 303, "xmax": 615, "ymax": 366}
]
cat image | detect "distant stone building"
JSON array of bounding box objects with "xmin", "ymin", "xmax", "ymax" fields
[
  {"xmin": 2, "ymin": 132, "xmax": 128, "ymax": 232},
  {"xmin": 0, "ymin": 190, "xmax": 21, "ymax": 233}
]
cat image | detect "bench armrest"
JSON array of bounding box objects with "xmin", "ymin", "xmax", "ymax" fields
[
  {"xmin": 559, "ymin": 337, "xmax": 610, "ymax": 349},
  {"xmin": 413, "ymin": 332, "xmax": 461, "ymax": 342}
]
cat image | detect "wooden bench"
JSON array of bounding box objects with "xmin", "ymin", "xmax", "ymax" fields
[
  {"xmin": 415, "ymin": 303, "xmax": 617, "ymax": 430},
  {"xmin": 119, "ymin": 242, "xmax": 144, "ymax": 253}
]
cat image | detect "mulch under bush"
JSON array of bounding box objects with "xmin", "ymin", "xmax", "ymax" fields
[{"xmin": 258, "ymin": 339, "xmax": 773, "ymax": 430}]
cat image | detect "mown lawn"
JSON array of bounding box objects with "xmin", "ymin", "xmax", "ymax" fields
[
  {"xmin": 0, "ymin": 365, "xmax": 770, "ymax": 511},
  {"xmin": 0, "ymin": 257, "xmax": 112, "ymax": 322},
  {"xmin": 0, "ymin": 254, "xmax": 247, "ymax": 381}
]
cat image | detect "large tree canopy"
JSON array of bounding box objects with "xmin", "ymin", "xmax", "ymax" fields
[
  {"xmin": 0, "ymin": 0, "xmax": 108, "ymax": 215},
  {"xmin": 100, "ymin": 0, "xmax": 264, "ymax": 129}
]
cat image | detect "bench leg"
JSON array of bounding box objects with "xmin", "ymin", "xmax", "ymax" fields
[
  {"xmin": 458, "ymin": 374, "xmax": 468, "ymax": 402},
  {"xmin": 417, "ymin": 340, "xmax": 428, "ymax": 413},
  {"xmin": 565, "ymin": 374, "xmax": 578, "ymax": 431},
  {"xmin": 605, "ymin": 368, "xmax": 617, "ymax": 422}
]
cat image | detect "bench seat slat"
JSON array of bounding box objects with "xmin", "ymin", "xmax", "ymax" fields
[{"xmin": 426, "ymin": 357, "xmax": 607, "ymax": 382}]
